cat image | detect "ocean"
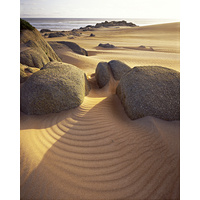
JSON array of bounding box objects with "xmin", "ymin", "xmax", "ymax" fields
[{"xmin": 22, "ymin": 18, "xmax": 178, "ymax": 31}]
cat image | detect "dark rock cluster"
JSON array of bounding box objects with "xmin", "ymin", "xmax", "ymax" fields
[
  {"xmin": 80, "ymin": 20, "xmax": 137, "ymax": 31},
  {"xmin": 72, "ymin": 20, "xmax": 137, "ymax": 32},
  {"xmin": 94, "ymin": 20, "xmax": 137, "ymax": 28}
]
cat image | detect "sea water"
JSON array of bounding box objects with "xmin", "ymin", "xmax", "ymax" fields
[{"xmin": 22, "ymin": 18, "xmax": 178, "ymax": 31}]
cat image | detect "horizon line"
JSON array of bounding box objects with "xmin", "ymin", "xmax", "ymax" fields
[{"xmin": 20, "ymin": 17, "xmax": 180, "ymax": 20}]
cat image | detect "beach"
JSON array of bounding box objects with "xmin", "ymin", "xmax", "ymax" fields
[{"xmin": 20, "ymin": 21, "xmax": 180, "ymax": 199}]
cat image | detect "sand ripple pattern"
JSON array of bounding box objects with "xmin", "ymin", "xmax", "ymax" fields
[{"xmin": 21, "ymin": 94, "xmax": 180, "ymax": 200}]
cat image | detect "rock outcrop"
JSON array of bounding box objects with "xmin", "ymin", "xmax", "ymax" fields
[
  {"xmin": 95, "ymin": 62, "xmax": 110, "ymax": 88},
  {"xmin": 20, "ymin": 61, "xmax": 90, "ymax": 115},
  {"xmin": 116, "ymin": 66, "xmax": 180, "ymax": 121},
  {"xmin": 74, "ymin": 20, "xmax": 137, "ymax": 32},
  {"xmin": 108, "ymin": 60, "xmax": 131, "ymax": 80},
  {"xmin": 20, "ymin": 19, "xmax": 61, "ymax": 69},
  {"xmin": 20, "ymin": 48, "xmax": 50, "ymax": 69}
]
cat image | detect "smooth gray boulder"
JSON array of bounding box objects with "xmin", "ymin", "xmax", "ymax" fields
[
  {"xmin": 20, "ymin": 62, "xmax": 90, "ymax": 115},
  {"xmin": 95, "ymin": 62, "xmax": 110, "ymax": 88},
  {"xmin": 108, "ymin": 60, "xmax": 131, "ymax": 80},
  {"xmin": 116, "ymin": 66, "xmax": 180, "ymax": 121}
]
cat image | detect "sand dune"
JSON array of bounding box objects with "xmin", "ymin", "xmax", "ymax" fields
[
  {"xmin": 21, "ymin": 23, "xmax": 180, "ymax": 199},
  {"xmin": 46, "ymin": 22, "xmax": 180, "ymax": 74}
]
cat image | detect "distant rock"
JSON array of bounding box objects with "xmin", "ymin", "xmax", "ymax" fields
[
  {"xmin": 57, "ymin": 41, "xmax": 88, "ymax": 56},
  {"xmin": 116, "ymin": 66, "xmax": 180, "ymax": 121},
  {"xmin": 40, "ymin": 29, "xmax": 51, "ymax": 33},
  {"xmin": 20, "ymin": 61, "xmax": 90, "ymax": 115},
  {"xmin": 95, "ymin": 20, "xmax": 137, "ymax": 28},
  {"xmin": 98, "ymin": 43, "xmax": 116, "ymax": 48},
  {"xmin": 20, "ymin": 21, "xmax": 61, "ymax": 68},
  {"xmin": 95, "ymin": 62, "xmax": 110, "ymax": 88},
  {"xmin": 90, "ymin": 33, "xmax": 95, "ymax": 37},
  {"xmin": 108, "ymin": 60, "xmax": 131, "ymax": 80},
  {"xmin": 48, "ymin": 32, "xmax": 66, "ymax": 38}
]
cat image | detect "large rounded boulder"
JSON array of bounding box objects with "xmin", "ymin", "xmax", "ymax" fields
[
  {"xmin": 108, "ymin": 60, "xmax": 131, "ymax": 80},
  {"xmin": 116, "ymin": 66, "xmax": 180, "ymax": 121},
  {"xmin": 95, "ymin": 62, "xmax": 110, "ymax": 88},
  {"xmin": 20, "ymin": 62, "xmax": 90, "ymax": 115}
]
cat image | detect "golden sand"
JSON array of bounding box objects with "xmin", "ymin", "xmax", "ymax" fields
[{"xmin": 21, "ymin": 22, "xmax": 180, "ymax": 199}]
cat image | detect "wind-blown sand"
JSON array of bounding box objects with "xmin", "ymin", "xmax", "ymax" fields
[{"xmin": 21, "ymin": 22, "xmax": 180, "ymax": 199}]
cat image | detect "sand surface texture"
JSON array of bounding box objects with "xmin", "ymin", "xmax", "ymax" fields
[{"xmin": 21, "ymin": 22, "xmax": 180, "ymax": 199}]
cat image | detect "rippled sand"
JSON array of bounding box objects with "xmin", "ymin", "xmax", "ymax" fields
[{"xmin": 21, "ymin": 22, "xmax": 180, "ymax": 199}]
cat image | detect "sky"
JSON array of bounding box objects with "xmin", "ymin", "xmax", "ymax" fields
[{"xmin": 20, "ymin": 0, "xmax": 179, "ymax": 19}]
